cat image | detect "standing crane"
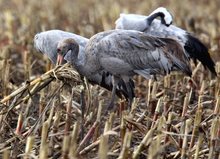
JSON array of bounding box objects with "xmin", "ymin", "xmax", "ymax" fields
[
  {"xmin": 56, "ymin": 29, "xmax": 192, "ymax": 110},
  {"xmin": 115, "ymin": 7, "xmax": 216, "ymax": 75}
]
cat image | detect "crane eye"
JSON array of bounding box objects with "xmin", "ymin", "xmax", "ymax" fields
[{"xmin": 57, "ymin": 48, "xmax": 61, "ymax": 53}]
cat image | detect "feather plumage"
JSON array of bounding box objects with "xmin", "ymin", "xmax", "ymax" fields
[
  {"xmin": 115, "ymin": 11, "xmax": 216, "ymax": 75},
  {"xmin": 34, "ymin": 30, "xmax": 135, "ymax": 100}
]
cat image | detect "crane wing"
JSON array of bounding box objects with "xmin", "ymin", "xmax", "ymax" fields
[
  {"xmin": 115, "ymin": 14, "xmax": 216, "ymax": 75},
  {"xmin": 94, "ymin": 30, "xmax": 191, "ymax": 78}
]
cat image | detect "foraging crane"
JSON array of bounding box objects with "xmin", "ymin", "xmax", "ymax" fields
[
  {"xmin": 115, "ymin": 7, "xmax": 217, "ymax": 75},
  {"xmin": 34, "ymin": 30, "xmax": 135, "ymax": 101},
  {"xmin": 56, "ymin": 29, "xmax": 192, "ymax": 110},
  {"xmin": 34, "ymin": 30, "xmax": 88, "ymax": 64}
]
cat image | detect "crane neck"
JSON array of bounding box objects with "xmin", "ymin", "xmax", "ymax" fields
[
  {"xmin": 66, "ymin": 42, "xmax": 80, "ymax": 64},
  {"xmin": 146, "ymin": 12, "xmax": 167, "ymax": 26},
  {"xmin": 67, "ymin": 41, "xmax": 100, "ymax": 78},
  {"xmin": 68, "ymin": 44, "xmax": 87, "ymax": 75}
]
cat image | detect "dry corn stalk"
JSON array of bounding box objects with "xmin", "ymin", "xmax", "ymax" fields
[
  {"xmin": 0, "ymin": 63, "xmax": 80, "ymax": 105},
  {"xmin": 132, "ymin": 128, "xmax": 155, "ymax": 159},
  {"xmin": 181, "ymin": 119, "xmax": 192, "ymax": 159},
  {"xmin": 118, "ymin": 131, "xmax": 132, "ymax": 159},
  {"xmin": 24, "ymin": 136, "xmax": 35, "ymax": 159},
  {"xmin": 69, "ymin": 121, "xmax": 80, "ymax": 157},
  {"xmin": 208, "ymin": 117, "xmax": 220, "ymax": 159}
]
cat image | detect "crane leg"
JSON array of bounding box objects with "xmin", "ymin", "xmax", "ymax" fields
[
  {"xmin": 121, "ymin": 76, "xmax": 135, "ymax": 110},
  {"xmin": 125, "ymin": 81, "xmax": 134, "ymax": 110},
  {"xmin": 106, "ymin": 76, "xmax": 119, "ymax": 111}
]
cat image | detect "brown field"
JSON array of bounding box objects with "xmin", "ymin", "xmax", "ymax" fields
[{"xmin": 0, "ymin": 0, "xmax": 220, "ymax": 158}]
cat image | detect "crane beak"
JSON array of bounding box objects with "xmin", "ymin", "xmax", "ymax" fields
[{"xmin": 56, "ymin": 54, "xmax": 64, "ymax": 65}]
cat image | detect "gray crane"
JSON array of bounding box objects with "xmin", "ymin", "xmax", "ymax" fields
[
  {"xmin": 115, "ymin": 7, "xmax": 217, "ymax": 75},
  {"xmin": 34, "ymin": 30, "xmax": 135, "ymax": 101},
  {"xmin": 56, "ymin": 29, "xmax": 192, "ymax": 110}
]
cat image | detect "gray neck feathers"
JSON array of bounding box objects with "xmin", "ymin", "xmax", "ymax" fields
[
  {"xmin": 76, "ymin": 46, "xmax": 86, "ymax": 66},
  {"xmin": 65, "ymin": 43, "xmax": 87, "ymax": 76}
]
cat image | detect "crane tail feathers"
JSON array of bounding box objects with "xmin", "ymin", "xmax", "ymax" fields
[
  {"xmin": 134, "ymin": 70, "xmax": 152, "ymax": 79},
  {"xmin": 185, "ymin": 34, "xmax": 216, "ymax": 76}
]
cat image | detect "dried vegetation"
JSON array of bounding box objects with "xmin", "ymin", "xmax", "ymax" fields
[{"xmin": 0, "ymin": 0, "xmax": 220, "ymax": 158}]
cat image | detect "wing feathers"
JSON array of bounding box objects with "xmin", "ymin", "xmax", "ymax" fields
[
  {"xmin": 94, "ymin": 30, "xmax": 191, "ymax": 77},
  {"xmin": 161, "ymin": 38, "xmax": 192, "ymax": 76}
]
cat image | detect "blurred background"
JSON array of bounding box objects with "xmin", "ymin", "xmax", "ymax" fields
[{"xmin": 0, "ymin": 0, "xmax": 219, "ymax": 88}]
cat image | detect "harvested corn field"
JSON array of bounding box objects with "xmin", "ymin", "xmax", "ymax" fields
[{"xmin": 0, "ymin": 0, "xmax": 220, "ymax": 158}]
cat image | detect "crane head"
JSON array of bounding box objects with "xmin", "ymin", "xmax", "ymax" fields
[{"xmin": 56, "ymin": 38, "xmax": 79, "ymax": 65}]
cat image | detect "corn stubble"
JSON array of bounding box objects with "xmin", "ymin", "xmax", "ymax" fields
[{"xmin": 0, "ymin": 0, "xmax": 220, "ymax": 158}]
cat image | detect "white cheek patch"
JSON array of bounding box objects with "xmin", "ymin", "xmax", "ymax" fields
[
  {"xmin": 163, "ymin": 11, "xmax": 173, "ymax": 25},
  {"xmin": 149, "ymin": 7, "xmax": 173, "ymax": 25}
]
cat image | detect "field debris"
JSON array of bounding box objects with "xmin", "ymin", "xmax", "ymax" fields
[{"xmin": 0, "ymin": 0, "xmax": 220, "ymax": 158}]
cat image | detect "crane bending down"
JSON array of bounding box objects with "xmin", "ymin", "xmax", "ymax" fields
[
  {"xmin": 115, "ymin": 7, "xmax": 217, "ymax": 75},
  {"xmin": 33, "ymin": 8, "xmax": 174, "ymax": 106},
  {"xmin": 57, "ymin": 29, "xmax": 192, "ymax": 110},
  {"xmin": 34, "ymin": 30, "xmax": 135, "ymax": 102}
]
